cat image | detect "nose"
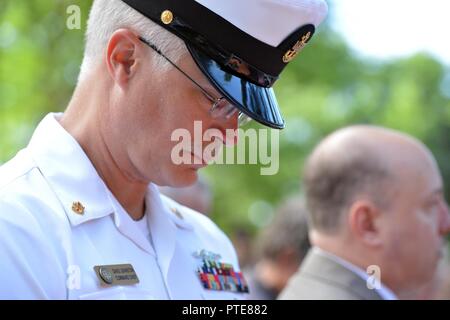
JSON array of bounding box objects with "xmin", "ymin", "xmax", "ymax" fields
[{"xmin": 439, "ymin": 200, "xmax": 450, "ymax": 235}]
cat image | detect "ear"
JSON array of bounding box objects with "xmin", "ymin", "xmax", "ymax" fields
[
  {"xmin": 105, "ymin": 29, "xmax": 142, "ymax": 88},
  {"xmin": 348, "ymin": 200, "xmax": 383, "ymax": 247}
]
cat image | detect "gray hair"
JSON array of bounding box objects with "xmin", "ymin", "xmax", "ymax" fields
[
  {"xmin": 79, "ymin": 0, "xmax": 186, "ymax": 81},
  {"xmin": 256, "ymin": 197, "xmax": 310, "ymax": 262}
]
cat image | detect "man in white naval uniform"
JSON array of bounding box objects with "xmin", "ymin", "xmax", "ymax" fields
[{"xmin": 0, "ymin": 0, "xmax": 327, "ymax": 299}]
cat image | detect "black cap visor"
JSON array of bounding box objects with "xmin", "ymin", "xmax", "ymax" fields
[{"xmin": 187, "ymin": 45, "xmax": 285, "ymax": 129}]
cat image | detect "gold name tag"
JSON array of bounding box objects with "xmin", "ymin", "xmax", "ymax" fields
[{"xmin": 94, "ymin": 264, "xmax": 139, "ymax": 287}]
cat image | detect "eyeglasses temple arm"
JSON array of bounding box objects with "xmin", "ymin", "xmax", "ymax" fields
[{"xmin": 139, "ymin": 37, "xmax": 217, "ymax": 102}]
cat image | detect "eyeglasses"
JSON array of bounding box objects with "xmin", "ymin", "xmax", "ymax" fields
[{"xmin": 139, "ymin": 37, "xmax": 251, "ymax": 127}]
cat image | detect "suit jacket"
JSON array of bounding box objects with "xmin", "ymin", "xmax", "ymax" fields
[{"xmin": 278, "ymin": 249, "xmax": 383, "ymax": 300}]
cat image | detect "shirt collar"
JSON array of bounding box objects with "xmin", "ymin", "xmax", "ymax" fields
[
  {"xmin": 27, "ymin": 112, "xmax": 196, "ymax": 233},
  {"xmin": 159, "ymin": 194, "xmax": 194, "ymax": 231},
  {"xmin": 313, "ymin": 247, "xmax": 398, "ymax": 300},
  {"xmin": 27, "ymin": 113, "xmax": 114, "ymax": 226}
]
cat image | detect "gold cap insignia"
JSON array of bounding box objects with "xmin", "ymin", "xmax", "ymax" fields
[
  {"xmin": 71, "ymin": 201, "xmax": 85, "ymax": 215},
  {"xmin": 161, "ymin": 10, "xmax": 174, "ymax": 25},
  {"xmin": 282, "ymin": 31, "xmax": 312, "ymax": 63}
]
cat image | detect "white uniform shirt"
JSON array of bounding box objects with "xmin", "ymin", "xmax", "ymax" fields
[{"xmin": 0, "ymin": 113, "xmax": 246, "ymax": 300}]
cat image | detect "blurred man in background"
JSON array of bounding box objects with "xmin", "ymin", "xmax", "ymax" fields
[
  {"xmin": 279, "ymin": 125, "xmax": 450, "ymax": 300},
  {"xmin": 246, "ymin": 197, "xmax": 310, "ymax": 300}
]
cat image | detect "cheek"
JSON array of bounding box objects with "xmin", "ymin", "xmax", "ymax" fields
[
  {"xmin": 391, "ymin": 209, "xmax": 441, "ymax": 270},
  {"xmin": 405, "ymin": 211, "xmax": 438, "ymax": 247},
  {"xmin": 383, "ymin": 211, "xmax": 424, "ymax": 255},
  {"xmin": 415, "ymin": 208, "xmax": 442, "ymax": 243}
]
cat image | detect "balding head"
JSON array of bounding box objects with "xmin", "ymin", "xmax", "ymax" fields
[
  {"xmin": 304, "ymin": 125, "xmax": 450, "ymax": 296},
  {"xmin": 305, "ymin": 125, "xmax": 438, "ymax": 234}
]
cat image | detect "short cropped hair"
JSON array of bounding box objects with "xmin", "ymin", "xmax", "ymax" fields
[{"xmin": 79, "ymin": 0, "xmax": 186, "ymax": 80}]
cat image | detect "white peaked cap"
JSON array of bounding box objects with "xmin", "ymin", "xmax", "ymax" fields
[
  {"xmin": 195, "ymin": 0, "xmax": 328, "ymax": 47},
  {"xmin": 122, "ymin": 0, "xmax": 328, "ymax": 129}
]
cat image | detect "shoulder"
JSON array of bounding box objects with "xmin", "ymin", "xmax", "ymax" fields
[
  {"xmin": 161, "ymin": 194, "xmax": 225, "ymax": 238},
  {"xmin": 279, "ymin": 249, "xmax": 382, "ymax": 300},
  {"xmin": 0, "ymin": 151, "xmax": 66, "ymax": 250},
  {"xmin": 161, "ymin": 195, "xmax": 239, "ymax": 267},
  {"xmin": 0, "ymin": 150, "xmax": 69, "ymax": 298},
  {"xmin": 0, "ymin": 190, "xmax": 67, "ymax": 299},
  {"xmin": 0, "ymin": 148, "xmax": 36, "ymax": 192},
  {"xmin": 279, "ymin": 270, "xmax": 362, "ymax": 300},
  {"xmin": 0, "ymin": 150, "xmax": 66, "ymax": 228},
  {"xmin": 0, "ymin": 149, "xmax": 43, "ymax": 230}
]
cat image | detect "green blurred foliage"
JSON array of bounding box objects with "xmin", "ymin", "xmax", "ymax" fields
[
  {"xmin": 1, "ymin": 0, "xmax": 91, "ymax": 157},
  {"xmin": 1, "ymin": 1, "xmax": 449, "ymax": 238}
]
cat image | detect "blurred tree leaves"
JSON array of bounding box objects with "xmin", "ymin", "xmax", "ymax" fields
[
  {"xmin": 0, "ymin": 1, "xmax": 449, "ymax": 238},
  {"xmin": 1, "ymin": 0, "xmax": 91, "ymax": 158}
]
